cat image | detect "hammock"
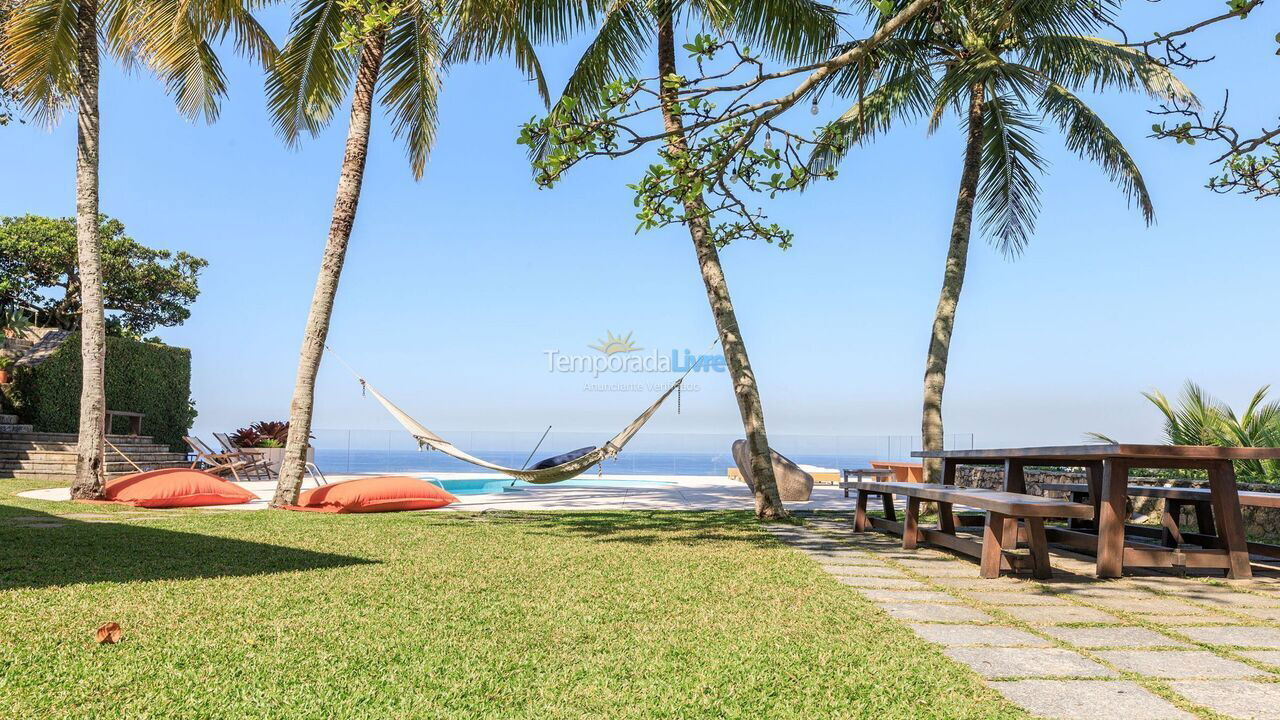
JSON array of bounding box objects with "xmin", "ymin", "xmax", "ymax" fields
[{"xmin": 358, "ymin": 376, "xmax": 686, "ymax": 484}]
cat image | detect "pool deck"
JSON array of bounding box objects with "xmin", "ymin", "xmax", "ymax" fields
[{"xmin": 16, "ymin": 473, "xmax": 863, "ymax": 511}]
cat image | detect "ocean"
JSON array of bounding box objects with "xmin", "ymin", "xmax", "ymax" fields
[{"xmin": 313, "ymin": 448, "xmax": 881, "ymax": 476}]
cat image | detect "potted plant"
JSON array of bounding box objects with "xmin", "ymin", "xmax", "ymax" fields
[
  {"xmin": 0, "ymin": 356, "xmax": 11, "ymax": 384},
  {"xmin": 228, "ymin": 420, "xmax": 311, "ymax": 473}
]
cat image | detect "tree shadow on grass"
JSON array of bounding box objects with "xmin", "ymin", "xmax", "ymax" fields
[
  {"xmin": 0, "ymin": 504, "xmax": 374, "ymax": 591},
  {"xmin": 428, "ymin": 509, "xmax": 794, "ymax": 548}
]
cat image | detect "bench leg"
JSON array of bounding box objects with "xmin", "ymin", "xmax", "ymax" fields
[
  {"xmin": 880, "ymin": 493, "xmax": 897, "ymax": 522},
  {"xmin": 1026, "ymin": 518, "xmax": 1052, "ymax": 580},
  {"xmin": 1162, "ymin": 500, "xmax": 1186, "ymax": 547},
  {"xmin": 903, "ymin": 497, "xmax": 923, "ymax": 550},
  {"xmin": 854, "ymin": 490, "xmax": 869, "ymax": 532},
  {"xmin": 980, "ymin": 512, "xmax": 1007, "ymax": 579}
]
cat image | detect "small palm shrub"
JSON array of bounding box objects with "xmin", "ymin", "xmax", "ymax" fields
[
  {"xmin": 230, "ymin": 421, "xmax": 291, "ymax": 449},
  {"xmin": 1090, "ymin": 381, "xmax": 1280, "ymax": 481}
]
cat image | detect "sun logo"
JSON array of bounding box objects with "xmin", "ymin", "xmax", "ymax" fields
[{"xmin": 590, "ymin": 330, "xmax": 642, "ymax": 355}]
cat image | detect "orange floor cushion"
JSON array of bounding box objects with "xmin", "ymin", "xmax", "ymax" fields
[
  {"xmin": 104, "ymin": 468, "xmax": 258, "ymax": 508},
  {"xmin": 287, "ymin": 476, "xmax": 458, "ymax": 513}
]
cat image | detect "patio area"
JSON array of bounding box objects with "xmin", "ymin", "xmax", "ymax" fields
[{"xmin": 776, "ymin": 516, "xmax": 1280, "ymax": 719}]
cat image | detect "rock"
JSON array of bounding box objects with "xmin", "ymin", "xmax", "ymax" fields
[{"xmin": 731, "ymin": 440, "xmax": 814, "ymax": 502}]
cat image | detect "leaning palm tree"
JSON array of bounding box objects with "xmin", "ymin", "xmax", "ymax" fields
[
  {"xmin": 810, "ymin": 0, "xmax": 1192, "ymax": 482},
  {"xmin": 2, "ymin": 0, "xmax": 274, "ymax": 498},
  {"xmin": 538, "ymin": 0, "xmax": 839, "ymax": 519},
  {"xmin": 269, "ymin": 0, "xmax": 590, "ymax": 505}
]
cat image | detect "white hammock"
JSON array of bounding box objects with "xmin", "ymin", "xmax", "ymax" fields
[{"xmin": 360, "ymin": 378, "xmax": 683, "ymax": 484}]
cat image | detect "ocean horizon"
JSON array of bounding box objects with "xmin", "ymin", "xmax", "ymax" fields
[{"xmin": 313, "ymin": 449, "xmax": 884, "ymax": 477}]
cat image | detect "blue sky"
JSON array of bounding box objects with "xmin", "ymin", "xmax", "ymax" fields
[{"xmin": 2, "ymin": 2, "xmax": 1278, "ymax": 453}]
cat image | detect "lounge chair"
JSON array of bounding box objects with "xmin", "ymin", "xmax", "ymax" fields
[
  {"xmin": 184, "ymin": 436, "xmax": 272, "ymax": 482},
  {"xmin": 213, "ymin": 432, "xmax": 328, "ymax": 486},
  {"xmin": 212, "ymin": 433, "xmax": 277, "ymax": 481}
]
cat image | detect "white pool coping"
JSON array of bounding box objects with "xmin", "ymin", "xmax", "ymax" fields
[{"xmin": 15, "ymin": 472, "xmax": 859, "ymax": 512}]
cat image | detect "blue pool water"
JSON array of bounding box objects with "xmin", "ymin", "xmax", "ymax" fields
[{"xmin": 425, "ymin": 477, "xmax": 678, "ymax": 496}]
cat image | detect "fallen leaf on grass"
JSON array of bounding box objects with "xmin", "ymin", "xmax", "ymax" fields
[{"xmin": 95, "ymin": 622, "xmax": 122, "ymax": 644}]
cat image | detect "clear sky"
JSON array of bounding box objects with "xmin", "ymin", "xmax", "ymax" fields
[{"xmin": 2, "ymin": 2, "xmax": 1278, "ymax": 454}]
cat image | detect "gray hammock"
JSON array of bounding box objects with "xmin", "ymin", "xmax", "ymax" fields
[{"xmin": 359, "ymin": 377, "xmax": 685, "ymax": 484}]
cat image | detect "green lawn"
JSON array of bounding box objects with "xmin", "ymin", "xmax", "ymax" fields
[{"xmin": 0, "ymin": 478, "xmax": 1025, "ymax": 719}]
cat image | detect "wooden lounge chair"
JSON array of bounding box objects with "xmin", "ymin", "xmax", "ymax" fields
[
  {"xmin": 184, "ymin": 436, "xmax": 271, "ymax": 482},
  {"xmin": 213, "ymin": 432, "xmax": 329, "ymax": 486},
  {"xmin": 212, "ymin": 433, "xmax": 277, "ymax": 481}
]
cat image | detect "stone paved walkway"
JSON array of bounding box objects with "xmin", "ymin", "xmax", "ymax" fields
[{"xmin": 766, "ymin": 517, "xmax": 1280, "ymax": 720}]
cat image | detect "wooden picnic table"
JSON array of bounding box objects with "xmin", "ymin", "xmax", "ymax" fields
[{"xmin": 914, "ymin": 445, "xmax": 1280, "ymax": 580}]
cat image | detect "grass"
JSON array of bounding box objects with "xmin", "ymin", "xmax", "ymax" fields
[{"xmin": 0, "ymin": 478, "xmax": 1025, "ymax": 719}]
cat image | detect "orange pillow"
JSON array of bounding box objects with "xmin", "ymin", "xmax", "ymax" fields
[
  {"xmin": 287, "ymin": 476, "xmax": 458, "ymax": 513},
  {"xmin": 104, "ymin": 468, "xmax": 258, "ymax": 508}
]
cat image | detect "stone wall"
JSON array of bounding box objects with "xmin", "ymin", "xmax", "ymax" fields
[{"xmin": 954, "ymin": 466, "xmax": 1280, "ymax": 542}]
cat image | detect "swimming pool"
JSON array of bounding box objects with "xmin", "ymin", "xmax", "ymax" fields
[{"xmin": 425, "ymin": 477, "xmax": 678, "ymax": 496}]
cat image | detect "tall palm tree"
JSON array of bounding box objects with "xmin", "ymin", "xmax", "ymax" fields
[
  {"xmin": 268, "ymin": 0, "xmax": 589, "ymax": 505},
  {"xmin": 810, "ymin": 0, "xmax": 1191, "ymax": 481},
  {"xmin": 2, "ymin": 0, "xmax": 274, "ymax": 498},
  {"xmin": 543, "ymin": 0, "xmax": 839, "ymax": 519}
]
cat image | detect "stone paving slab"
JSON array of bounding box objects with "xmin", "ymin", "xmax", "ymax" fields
[
  {"xmin": 1237, "ymin": 607, "xmax": 1280, "ymax": 621},
  {"xmin": 1096, "ymin": 650, "xmax": 1263, "ymax": 679},
  {"xmin": 879, "ymin": 603, "xmax": 995, "ymax": 623},
  {"xmin": 989, "ymin": 680, "xmax": 1194, "ymax": 720},
  {"xmin": 1080, "ymin": 594, "xmax": 1210, "ymax": 615},
  {"xmin": 1000, "ymin": 604, "xmax": 1123, "ymax": 625},
  {"xmin": 896, "ymin": 563, "xmax": 984, "ymax": 578},
  {"xmin": 1042, "ymin": 626, "xmax": 1192, "ymax": 649},
  {"xmin": 1139, "ymin": 613, "xmax": 1250, "ymax": 626},
  {"xmin": 968, "ymin": 591, "xmax": 1072, "ymax": 606},
  {"xmin": 857, "ymin": 589, "xmax": 964, "ymax": 605},
  {"xmin": 929, "ymin": 576, "xmax": 1039, "ymax": 591},
  {"xmin": 819, "ymin": 562, "xmax": 897, "ymax": 575},
  {"xmin": 824, "ymin": 564, "xmax": 909, "ymax": 578},
  {"xmin": 1168, "ymin": 679, "xmax": 1280, "ymax": 719},
  {"xmin": 909, "ymin": 624, "xmax": 1052, "ymax": 648},
  {"xmin": 943, "ymin": 647, "xmax": 1115, "ymax": 679},
  {"xmin": 833, "ymin": 576, "xmax": 929, "ymax": 590},
  {"xmin": 1179, "ymin": 626, "xmax": 1280, "ymax": 648},
  {"xmin": 1238, "ymin": 650, "xmax": 1280, "ymax": 666}
]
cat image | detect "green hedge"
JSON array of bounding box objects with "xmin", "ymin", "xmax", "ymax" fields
[{"xmin": 5, "ymin": 333, "xmax": 197, "ymax": 450}]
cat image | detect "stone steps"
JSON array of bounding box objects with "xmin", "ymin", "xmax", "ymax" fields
[
  {"xmin": 0, "ymin": 440, "xmax": 173, "ymax": 453},
  {"xmin": 0, "ymin": 422, "xmax": 189, "ymax": 481},
  {"xmin": 0, "ymin": 423, "xmax": 36, "ymax": 433},
  {"xmin": 0, "ymin": 431, "xmax": 165, "ymax": 445},
  {"xmin": 0, "ymin": 450, "xmax": 186, "ymax": 463}
]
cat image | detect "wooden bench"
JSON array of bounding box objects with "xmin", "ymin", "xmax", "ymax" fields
[
  {"xmin": 104, "ymin": 410, "xmax": 144, "ymax": 436},
  {"xmin": 847, "ymin": 480, "xmax": 1094, "ymax": 579},
  {"xmin": 839, "ymin": 468, "xmax": 896, "ymax": 497},
  {"xmin": 1042, "ymin": 482, "xmax": 1280, "ymax": 559}
]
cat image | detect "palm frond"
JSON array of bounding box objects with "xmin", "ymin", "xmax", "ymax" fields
[
  {"xmin": 977, "ymin": 91, "xmax": 1045, "ymax": 256},
  {"xmin": 1021, "ymin": 35, "xmax": 1195, "ymax": 104},
  {"xmin": 266, "ymin": 0, "xmax": 355, "ymax": 144},
  {"xmin": 808, "ymin": 65, "xmax": 934, "ymax": 173},
  {"xmin": 379, "ymin": 5, "xmax": 442, "ymax": 179},
  {"xmin": 554, "ymin": 0, "xmax": 649, "ymax": 114},
  {"xmin": 127, "ymin": 1, "xmax": 229, "ymax": 122},
  {"xmin": 1039, "ymin": 80, "xmax": 1154, "ymax": 224},
  {"xmin": 704, "ymin": 0, "xmax": 840, "ymax": 64},
  {"xmin": 0, "ymin": 0, "xmax": 80, "ymax": 125}
]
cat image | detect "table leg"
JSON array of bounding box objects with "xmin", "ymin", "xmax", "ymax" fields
[
  {"xmin": 1161, "ymin": 500, "xmax": 1185, "ymax": 547},
  {"xmin": 880, "ymin": 493, "xmax": 897, "ymax": 522},
  {"xmin": 1096, "ymin": 459, "xmax": 1130, "ymax": 578},
  {"xmin": 1194, "ymin": 501, "xmax": 1217, "ymax": 537},
  {"xmin": 1207, "ymin": 461, "xmax": 1252, "ymax": 580},
  {"xmin": 939, "ymin": 459, "xmax": 958, "ymax": 532},
  {"xmin": 1085, "ymin": 462, "xmax": 1103, "ymax": 531},
  {"xmin": 1001, "ymin": 460, "xmax": 1026, "ymax": 549}
]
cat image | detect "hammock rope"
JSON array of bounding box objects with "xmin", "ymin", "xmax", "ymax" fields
[{"xmin": 326, "ymin": 338, "xmax": 719, "ymax": 484}]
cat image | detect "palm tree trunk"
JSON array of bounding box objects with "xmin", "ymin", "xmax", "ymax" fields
[
  {"xmin": 70, "ymin": 0, "xmax": 106, "ymax": 500},
  {"xmin": 273, "ymin": 30, "xmax": 388, "ymax": 507},
  {"xmin": 655, "ymin": 10, "xmax": 786, "ymax": 519},
  {"xmin": 922, "ymin": 82, "xmax": 984, "ymax": 483}
]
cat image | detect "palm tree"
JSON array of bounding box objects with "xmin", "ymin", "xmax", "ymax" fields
[
  {"xmin": 2, "ymin": 0, "xmax": 274, "ymax": 498},
  {"xmin": 542, "ymin": 0, "xmax": 839, "ymax": 519},
  {"xmin": 810, "ymin": 0, "xmax": 1191, "ymax": 481},
  {"xmin": 268, "ymin": 0, "xmax": 589, "ymax": 505}
]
